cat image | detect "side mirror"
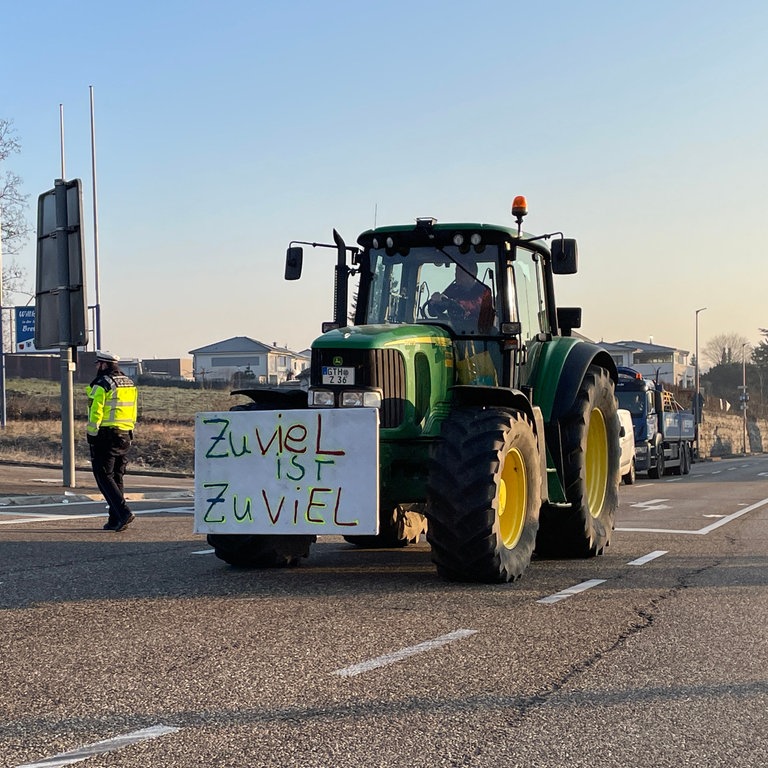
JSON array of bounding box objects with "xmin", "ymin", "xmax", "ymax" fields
[
  {"xmin": 551, "ymin": 238, "xmax": 578, "ymax": 274},
  {"xmin": 285, "ymin": 247, "xmax": 303, "ymax": 280},
  {"xmin": 556, "ymin": 306, "xmax": 582, "ymax": 336},
  {"xmin": 500, "ymin": 321, "xmax": 522, "ymax": 336}
]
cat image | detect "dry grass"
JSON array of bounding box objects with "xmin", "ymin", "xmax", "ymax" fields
[
  {"xmin": 4, "ymin": 378, "xmax": 237, "ymax": 423},
  {"xmin": 0, "ymin": 378, "xmax": 253, "ymax": 474},
  {"xmin": 0, "ymin": 419, "xmax": 197, "ymax": 474}
]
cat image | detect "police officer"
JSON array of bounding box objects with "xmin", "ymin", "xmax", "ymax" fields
[{"xmin": 86, "ymin": 351, "xmax": 138, "ymax": 531}]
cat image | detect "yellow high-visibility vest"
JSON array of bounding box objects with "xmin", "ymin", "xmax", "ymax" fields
[{"xmin": 86, "ymin": 374, "xmax": 138, "ymax": 436}]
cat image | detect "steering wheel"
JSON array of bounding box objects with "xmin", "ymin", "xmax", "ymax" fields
[
  {"xmin": 418, "ymin": 300, "xmax": 431, "ymax": 320},
  {"xmin": 421, "ymin": 295, "xmax": 464, "ymax": 324}
]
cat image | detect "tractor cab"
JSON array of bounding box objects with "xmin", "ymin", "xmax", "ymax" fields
[{"xmin": 354, "ymin": 218, "xmax": 578, "ymax": 388}]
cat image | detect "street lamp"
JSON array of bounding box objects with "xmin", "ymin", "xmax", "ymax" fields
[
  {"xmin": 741, "ymin": 342, "xmax": 749, "ymax": 454},
  {"xmin": 694, "ymin": 307, "xmax": 707, "ymax": 456}
]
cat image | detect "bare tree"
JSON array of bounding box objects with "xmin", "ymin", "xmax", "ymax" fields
[
  {"xmin": 1, "ymin": 118, "xmax": 31, "ymax": 304},
  {"xmin": 701, "ymin": 332, "xmax": 751, "ymax": 367}
]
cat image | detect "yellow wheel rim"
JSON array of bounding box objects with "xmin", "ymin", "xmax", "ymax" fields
[
  {"xmin": 585, "ymin": 407, "xmax": 608, "ymax": 518},
  {"xmin": 498, "ymin": 447, "xmax": 527, "ymax": 549}
]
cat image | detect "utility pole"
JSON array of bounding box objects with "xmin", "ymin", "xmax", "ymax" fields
[
  {"xmin": 0, "ymin": 213, "xmax": 5, "ymax": 428},
  {"xmin": 694, "ymin": 307, "xmax": 707, "ymax": 457}
]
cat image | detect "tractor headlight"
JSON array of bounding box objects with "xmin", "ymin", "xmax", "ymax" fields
[
  {"xmin": 309, "ymin": 390, "xmax": 335, "ymax": 407},
  {"xmin": 341, "ymin": 391, "xmax": 382, "ymax": 408}
]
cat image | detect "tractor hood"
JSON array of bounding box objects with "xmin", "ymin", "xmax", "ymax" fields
[{"xmin": 312, "ymin": 323, "xmax": 455, "ymax": 352}]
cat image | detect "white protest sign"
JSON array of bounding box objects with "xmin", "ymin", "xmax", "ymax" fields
[{"xmin": 194, "ymin": 407, "xmax": 379, "ymax": 535}]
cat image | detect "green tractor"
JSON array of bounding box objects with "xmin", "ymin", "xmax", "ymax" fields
[{"xmin": 206, "ymin": 197, "xmax": 620, "ymax": 582}]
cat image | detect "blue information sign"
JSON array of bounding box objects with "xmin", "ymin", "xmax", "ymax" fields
[{"xmin": 15, "ymin": 307, "xmax": 37, "ymax": 352}]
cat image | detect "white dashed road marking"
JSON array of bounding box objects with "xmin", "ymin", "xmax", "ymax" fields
[
  {"xmin": 333, "ymin": 629, "xmax": 478, "ymax": 677},
  {"xmin": 15, "ymin": 725, "xmax": 180, "ymax": 768},
  {"xmin": 627, "ymin": 550, "xmax": 668, "ymax": 565},
  {"xmin": 536, "ymin": 579, "xmax": 606, "ymax": 605}
]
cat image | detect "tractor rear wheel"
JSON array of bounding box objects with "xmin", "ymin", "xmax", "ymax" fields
[
  {"xmin": 207, "ymin": 534, "xmax": 314, "ymax": 568},
  {"xmin": 537, "ymin": 365, "xmax": 619, "ymax": 558},
  {"xmin": 426, "ymin": 408, "xmax": 541, "ymax": 583},
  {"xmin": 344, "ymin": 504, "xmax": 427, "ymax": 548}
]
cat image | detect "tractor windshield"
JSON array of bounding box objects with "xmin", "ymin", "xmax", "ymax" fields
[{"xmin": 364, "ymin": 245, "xmax": 500, "ymax": 336}]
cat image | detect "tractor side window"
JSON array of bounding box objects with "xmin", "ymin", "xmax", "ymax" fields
[
  {"xmin": 511, "ymin": 247, "xmax": 548, "ymax": 343},
  {"xmin": 367, "ymin": 257, "xmax": 406, "ymax": 324}
]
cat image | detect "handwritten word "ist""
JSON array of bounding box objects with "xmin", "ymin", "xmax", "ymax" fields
[
  {"xmin": 203, "ymin": 412, "xmax": 345, "ymax": 460},
  {"xmin": 202, "ymin": 483, "xmax": 358, "ymax": 527}
]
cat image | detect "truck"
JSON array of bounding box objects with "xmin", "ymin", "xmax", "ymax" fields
[
  {"xmin": 198, "ymin": 197, "xmax": 621, "ymax": 583},
  {"xmin": 614, "ymin": 366, "xmax": 695, "ymax": 478}
]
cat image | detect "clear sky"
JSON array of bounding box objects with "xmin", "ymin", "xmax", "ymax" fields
[{"xmin": 2, "ymin": 0, "xmax": 766, "ymax": 361}]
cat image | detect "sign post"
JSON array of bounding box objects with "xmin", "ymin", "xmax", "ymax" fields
[{"xmin": 35, "ymin": 178, "xmax": 88, "ymax": 487}]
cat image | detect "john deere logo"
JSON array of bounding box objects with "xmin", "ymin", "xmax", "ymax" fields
[{"xmin": 333, "ymin": 356, "xmax": 343, "ymax": 366}]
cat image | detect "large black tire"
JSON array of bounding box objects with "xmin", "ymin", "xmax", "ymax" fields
[
  {"xmin": 681, "ymin": 444, "xmax": 691, "ymax": 475},
  {"xmin": 648, "ymin": 439, "xmax": 665, "ymax": 478},
  {"xmin": 622, "ymin": 457, "xmax": 636, "ymax": 485},
  {"xmin": 537, "ymin": 365, "xmax": 620, "ymax": 558},
  {"xmin": 426, "ymin": 408, "xmax": 541, "ymax": 583},
  {"xmin": 207, "ymin": 533, "xmax": 315, "ymax": 568},
  {"xmin": 672, "ymin": 443, "xmax": 691, "ymax": 475},
  {"xmin": 344, "ymin": 503, "xmax": 427, "ymax": 548},
  {"xmin": 206, "ymin": 397, "xmax": 314, "ymax": 568}
]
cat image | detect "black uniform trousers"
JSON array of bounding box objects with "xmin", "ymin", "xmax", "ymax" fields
[{"xmin": 89, "ymin": 427, "xmax": 133, "ymax": 521}]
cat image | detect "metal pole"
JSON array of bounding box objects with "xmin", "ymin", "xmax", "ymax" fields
[
  {"xmin": 59, "ymin": 104, "xmax": 66, "ymax": 179},
  {"xmin": 0, "ymin": 217, "xmax": 6, "ymax": 428},
  {"xmin": 694, "ymin": 307, "xmax": 706, "ymax": 457},
  {"xmin": 742, "ymin": 343, "xmax": 748, "ymax": 454},
  {"xmin": 89, "ymin": 86, "xmax": 102, "ymax": 350},
  {"xmin": 55, "ymin": 180, "xmax": 76, "ymax": 487}
]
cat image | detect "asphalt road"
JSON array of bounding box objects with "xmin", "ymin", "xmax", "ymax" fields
[{"xmin": 1, "ymin": 456, "xmax": 767, "ymax": 767}]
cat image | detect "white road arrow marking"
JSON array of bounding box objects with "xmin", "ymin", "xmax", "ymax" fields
[{"xmin": 631, "ymin": 498, "xmax": 671, "ymax": 511}]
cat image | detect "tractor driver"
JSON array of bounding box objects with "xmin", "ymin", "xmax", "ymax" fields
[{"xmin": 426, "ymin": 260, "xmax": 494, "ymax": 333}]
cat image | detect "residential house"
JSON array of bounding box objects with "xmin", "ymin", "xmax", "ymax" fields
[
  {"xmin": 601, "ymin": 340, "xmax": 694, "ymax": 388},
  {"xmin": 189, "ymin": 336, "xmax": 310, "ymax": 386}
]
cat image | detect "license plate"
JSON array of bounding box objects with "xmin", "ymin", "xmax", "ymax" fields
[{"xmin": 322, "ymin": 366, "xmax": 354, "ymax": 385}]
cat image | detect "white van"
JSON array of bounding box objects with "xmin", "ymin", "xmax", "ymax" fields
[{"xmin": 618, "ymin": 408, "xmax": 636, "ymax": 485}]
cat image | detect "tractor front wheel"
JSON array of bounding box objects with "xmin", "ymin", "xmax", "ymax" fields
[
  {"xmin": 207, "ymin": 534, "xmax": 314, "ymax": 568},
  {"xmin": 426, "ymin": 408, "xmax": 541, "ymax": 583}
]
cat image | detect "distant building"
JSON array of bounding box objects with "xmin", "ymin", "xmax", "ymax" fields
[
  {"xmin": 188, "ymin": 336, "xmax": 310, "ymax": 386},
  {"xmin": 4, "ymin": 351, "xmax": 194, "ymax": 384},
  {"xmin": 601, "ymin": 340, "xmax": 693, "ymax": 388},
  {"xmin": 141, "ymin": 358, "xmax": 194, "ymax": 381}
]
